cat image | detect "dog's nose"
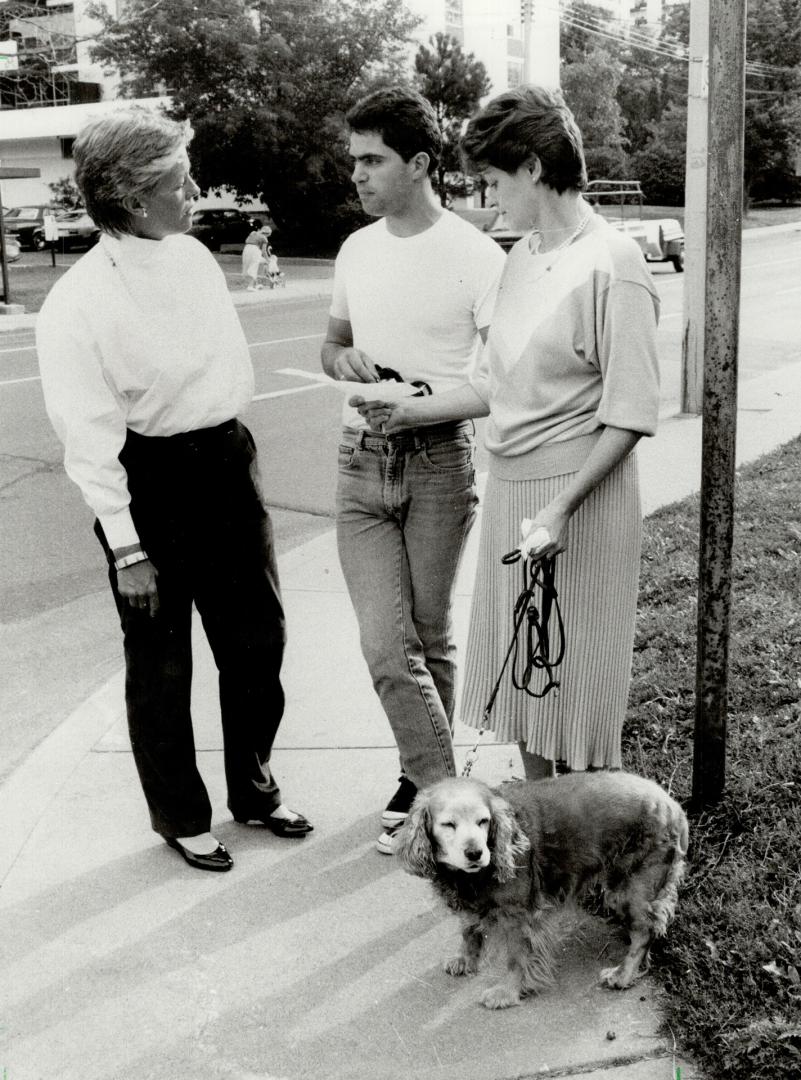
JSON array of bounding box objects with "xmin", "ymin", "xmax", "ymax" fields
[{"xmin": 464, "ymin": 846, "xmax": 483, "ymax": 863}]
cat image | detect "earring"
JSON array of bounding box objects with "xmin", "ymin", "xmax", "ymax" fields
[{"xmin": 140, "ymin": 207, "xmax": 148, "ymax": 218}]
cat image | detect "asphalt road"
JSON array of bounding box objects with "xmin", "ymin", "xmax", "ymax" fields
[{"xmin": 1, "ymin": 225, "xmax": 799, "ymax": 781}]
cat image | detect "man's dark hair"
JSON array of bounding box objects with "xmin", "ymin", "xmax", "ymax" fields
[
  {"xmin": 346, "ymin": 86, "xmax": 441, "ymax": 176},
  {"xmin": 461, "ymin": 86, "xmax": 587, "ymax": 194}
]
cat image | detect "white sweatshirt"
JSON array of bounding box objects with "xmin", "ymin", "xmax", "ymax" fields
[{"xmin": 36, "ymin": 232, "xmax": 254, "ymax": 551}]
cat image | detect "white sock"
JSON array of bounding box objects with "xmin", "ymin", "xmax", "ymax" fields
[{"xmin": 175, "ymin": 832, "xmax": 219, "ymax": 855}]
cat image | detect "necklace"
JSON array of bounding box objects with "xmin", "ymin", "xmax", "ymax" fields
[{"xmin": 528, "ymin": 207, "xmax": 593, "ymax": 270}]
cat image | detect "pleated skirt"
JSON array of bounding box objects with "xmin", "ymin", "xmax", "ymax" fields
[{"xmin": 460, "ymin": 448, "xmax": 642, "ymax": 770}]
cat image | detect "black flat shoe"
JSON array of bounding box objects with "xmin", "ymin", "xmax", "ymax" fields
[
  {"xmin": 165, "ymin": 836, "xmax": 234, "ymax": 872},
  {"xmin": 234, "ymin": 811, "xmax": 313, "ymax": 838}
]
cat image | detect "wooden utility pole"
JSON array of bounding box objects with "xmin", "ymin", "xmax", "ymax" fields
[
  {"xmin": 691, "ymin": 0, "xmax": 747, "ymax": 808},
  {"xmin": 681, "ymin": 0, "xmax": 709, "ymax": 415}
]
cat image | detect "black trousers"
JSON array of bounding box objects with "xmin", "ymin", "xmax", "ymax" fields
[{"xmin": 96, "ymin": 420, "xmax": 287, "ymax": 838}]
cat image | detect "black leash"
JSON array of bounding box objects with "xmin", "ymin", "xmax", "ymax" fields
[
  {"xmin": 500, "ymin": 547, "xmax": 565, "ymax": 699},
  {"xmin": 462, "ymin": 548, "xmax": 565, "ymax": 777}
]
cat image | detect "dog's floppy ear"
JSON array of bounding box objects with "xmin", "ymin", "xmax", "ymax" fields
[
  {"xmin": 394, "ymin": 794, "xmax": 437, "ymax": 878},
  {"xmin": 488, "ymin": 792, "xmax": 530, "ymax": 883}
]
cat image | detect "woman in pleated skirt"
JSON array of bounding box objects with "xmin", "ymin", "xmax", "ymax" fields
[{"xmin": 461, "ymin": 449, "xmax": 642, "ymax": 772}]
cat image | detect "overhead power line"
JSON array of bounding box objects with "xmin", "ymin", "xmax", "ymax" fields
[{"xmin": 553, "ymin": 2, "xmax": 793, "ymax": 79}]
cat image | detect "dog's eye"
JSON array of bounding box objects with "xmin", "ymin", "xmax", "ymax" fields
[
  {"xmin": 477, "ymin": 818, "xmax": 490, "ymax": 828},
  {"xmin": 440, "ymin": 821, "xmax": 456, "ymax": 830}
]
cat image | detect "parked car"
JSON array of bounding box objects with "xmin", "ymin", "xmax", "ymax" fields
[
  {"xmin": 56, "ymin": 209, "xmax": 100, "ymax": 250},
  {"xmin": 2, "ymin": 205, "xmax": 56, "ymax": 251},
  {"xmin": 187, "ymin": 208, "xmax": 259, "ymax": 250},
  {"xmin": 451, "ymin": 207, "xmax": 522, "ymax": 252}
]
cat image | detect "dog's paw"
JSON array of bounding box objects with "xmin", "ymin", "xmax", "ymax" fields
[
  {"xmin": 480, "ymin": 983, "xmax": 521, "ymax": 1009},
  {"xmin": 599, "ymin": 964, "xmax": 634, "ymax": 990},
  {"xmin": 444, "ymin": 955, "xmax": 478, "ymax": 977}
]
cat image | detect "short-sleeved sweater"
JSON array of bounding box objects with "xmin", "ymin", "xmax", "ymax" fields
[{"xmin": 472, "ymin": 216, "xmax": 660, "ymax": 477}]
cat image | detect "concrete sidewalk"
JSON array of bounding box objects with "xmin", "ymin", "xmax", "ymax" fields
[{"xmin": 3, "ymin": 247, "xmax": 801, "ymax": 1079}]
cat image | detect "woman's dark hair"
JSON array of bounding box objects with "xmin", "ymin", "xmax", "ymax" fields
[
  {"xmin": 461, "ymin": 86, "xmax": 587, "ymax": 194},
  {"xmin": 346, "ymin": 86, "xmax": 441, "ymax": 176}
]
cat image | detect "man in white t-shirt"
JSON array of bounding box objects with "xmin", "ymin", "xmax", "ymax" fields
[{"xmin": 321, "ymin": 87, "xmax": 505, "ymax": 853}]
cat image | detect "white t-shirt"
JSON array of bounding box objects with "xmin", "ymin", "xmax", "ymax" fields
[{"xmin": 330, "ymin": 210, "xmax": 505, "ymax": 429}]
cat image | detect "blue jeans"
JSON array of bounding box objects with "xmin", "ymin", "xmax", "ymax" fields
[{"xmin": 336, "ymin": 421, "xmax": 478, "ymax": 789}]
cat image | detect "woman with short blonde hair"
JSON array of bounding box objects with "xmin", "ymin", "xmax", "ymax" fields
[
  {"xmin": 74, "ymin": 106, "xmax": 192, "ymax": 236},
  {"xmin": 37, "ymin": 107, "xmax": 312, "ymax": 873}
]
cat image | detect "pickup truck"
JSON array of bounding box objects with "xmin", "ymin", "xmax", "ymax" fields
[
  {"xmin": 587, "ymin": 179, "xmax": 685, "ymax": 272},
  {"xmin": 454, "ymin": 183, "xmax": 684, "ymax": 273}
]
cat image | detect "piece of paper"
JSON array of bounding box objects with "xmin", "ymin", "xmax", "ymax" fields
[{"xmin": 329, "ymin": 378, "xmax": 420, "ymax": 402}]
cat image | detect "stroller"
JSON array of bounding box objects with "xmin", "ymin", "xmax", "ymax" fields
[{"xmin": 257, "ymin": 245, "xmax": 286, "ymax": 289}]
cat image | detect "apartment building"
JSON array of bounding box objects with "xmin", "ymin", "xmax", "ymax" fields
[
  {"xmin": 585, "ymin": 0, "xmax": 686, "ymax": 29},
  {"xmin": 405, "ymin": 0, "xmax": 559, "ymax": 93},
  {"xmin": 0, "ymin": 0, "xmax": 128, "ymax": 205}
]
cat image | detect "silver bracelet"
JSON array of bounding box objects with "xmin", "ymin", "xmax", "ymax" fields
[{"xmin": 114, "ymin": 551, "xmax": 149, "ymax": 572}]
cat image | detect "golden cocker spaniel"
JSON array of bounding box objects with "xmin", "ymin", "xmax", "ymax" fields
[{"xmin": 394, "ymin": 772, "xmax": 688, "ymax": 1009}]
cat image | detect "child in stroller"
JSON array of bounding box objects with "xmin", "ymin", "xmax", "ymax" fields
[{"xmin": 258, "ymin": 243, "xmax": 286, "ymax": 289}]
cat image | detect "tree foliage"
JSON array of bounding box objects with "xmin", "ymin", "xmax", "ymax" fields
[
  {"xmin": 559, "ymin": 0, "xmax": 612, "ymax": 62},
  {"xmin": 616, "ymin": 14, "xmax": 686, "ymax": 158},
  {"xmin": 413, "ymin": 32, "xmax": 491, "ymax": 205},
  {"xmin": 629, "ymin": 101, "xmax": 688, "ymax": 206},
  {"xmin": 559, "ymin": 0, "xmax": 686, "ymax": 184},
  {"xmin": 561, "ymin": 47, "xmax": 628, "ymax": 180},
  {"xmin": 742, "ymin": 0, "xmax": 801, "ymax": 202},
  {"xmin": 559, "ymin": 0, "xmax": 801, "ymax": 205},
  {"xmin": 88, "ymin": 0, "xmax": 421, "ymax": 249},
  {"xmin": 48, "ymin": 176, "xmax": 82, "ymax": 210}
]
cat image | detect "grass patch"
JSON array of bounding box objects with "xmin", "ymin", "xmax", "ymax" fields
[
  {"xmin": 3, "ymin": 259, "xmax": 70, "ymax": 313},
  {"xmin": 744, "ymin": 202, "xmax": 801, "ymax": 229},
  {"xmin": 596, "ymin": 202, "xmax": 801, "ymax": 232},
  {"xmin": 625, "ymin": 437, "xmax": 801, "ymax": 1079}
]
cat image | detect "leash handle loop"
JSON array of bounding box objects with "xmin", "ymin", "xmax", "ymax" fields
[{"xmin": 461, "ymin": 551, "xmax": 565, "ymax": 777}]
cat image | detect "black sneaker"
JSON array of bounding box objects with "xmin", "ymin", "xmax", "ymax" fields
[{"xmin": 381, "ymin": 776, "xmax": 417, "ymax": 829}]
